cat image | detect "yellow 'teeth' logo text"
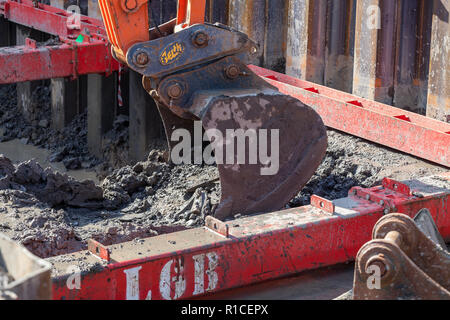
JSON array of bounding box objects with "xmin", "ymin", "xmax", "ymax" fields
[{"xmin": 160, "ymin": 42, "xmax": 184, "ymax": 65}]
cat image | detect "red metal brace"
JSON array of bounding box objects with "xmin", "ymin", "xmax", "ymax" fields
[
  {"xmin": 310, "ymin": 195, "xmax": 335, "ymax": 214},
  {"xmin": 88, "ymin": 239, "xmax": 111, "ymax": 262}
]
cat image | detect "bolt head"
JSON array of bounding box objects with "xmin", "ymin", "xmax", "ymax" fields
[
  {"xmin": 167, "ymin": 83, "xmax": 183, "ymax": 99},
  {"xmin": 225, "ymin": 65, "xmax": 240, "ymax": 79},
  {"xmin": 125, "ymin": 0, "xmax": 137, "ymax": 11},
  {"xmin": 135, "ymin": 52, "xmax": 149, "ymax": 66},
  {"xmin": 193, "ymin": 32, "xmax": 208, "ymax": 47}
]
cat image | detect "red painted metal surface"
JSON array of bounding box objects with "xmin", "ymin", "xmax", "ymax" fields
[
  {"xmin": 0, "ymin": 41, "xmax": 117, "ymax": 83},
  {"xmin": 310, "ymin": 195, "xmax": 335, "ymax": 214},
  {"xmin": 50, "ymin": 173, "xmax": 450, "ymax": 300},
  {"xmin": 205, "ymin": 216, "xmax": 229, "ymax": 237},
  {"xmin": 1, "ymin": 0, "xmax": 105, "ymax": 40},
  {"xmin": 88, "ymin": 239, "xmax": 111, "ymax": 262},
  {"xmin": 249, "ymin": 65, "xmax": 450, "ymax": 168},
  {"xmin": 0, "ymin": 0, "xmax": 119, "ymax": 83}
]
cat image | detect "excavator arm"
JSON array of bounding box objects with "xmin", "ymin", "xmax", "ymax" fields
[
  {"xmin": 98, "ymin": 0, "xmax": 328, "ymax": 220},
  {"xmin": 99, "ymin": 0, "xmax": 205, "ymax": 62}
]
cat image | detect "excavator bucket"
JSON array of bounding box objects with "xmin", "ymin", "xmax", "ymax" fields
[
  {"xmin": 152, "ymin": 58, "xmax": 327, "ymax": 219},
  {"xmin": 156, "ymin": 91, "xmax": 327, "ymax": 219},
  {"xmin": 98, "ymin": 0, "xmax": 328, "ymax": 219},
  {"xmin": 200, "ymin": 93, "xmax": 327, "ymax": 219}
]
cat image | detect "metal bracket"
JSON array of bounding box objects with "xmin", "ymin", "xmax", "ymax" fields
[
  {"xmin": 205, "ymin": 216, "xmax": 229, "ymax": 238},
  {"xmin": 127, "ymin": 24, "xmax": 256, "ymax": 78},
  {"xmin": 353, "ymin": 213, "xmax": 450, "ymax": 300},
  {"xmin": 25, "ymin": 38, "xmax": 36, "ymax": 49},
  {"xmin": 382, "ymin": 178, "xmax": 411, "ymax": 196},
  {"xmin": 156, "ymin": 56, "xmax": 277, "ymax": 117},
  {"xmin": 88, "ymin": 239, "xmax": 110, "ymax": 262},
  {"xmin": 120, "ymin": 0, "xmax": 147, "ymax": 12},
  {"xmin": 310, "ymin": 195, "xmax": 335, "ymax": 214},
  {"xmin": 349, "ymin": 186, "xmax": 395, "ymax": 214}
]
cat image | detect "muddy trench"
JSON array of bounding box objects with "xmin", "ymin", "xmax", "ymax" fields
[{"xmin": 0, "ymin": 84, "xmax": 447, "ymax": 260}]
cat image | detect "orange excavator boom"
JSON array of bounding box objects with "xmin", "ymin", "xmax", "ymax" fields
[{"xmin": 99, "ymin": 0, "xmax": 206, "ymax": 60}]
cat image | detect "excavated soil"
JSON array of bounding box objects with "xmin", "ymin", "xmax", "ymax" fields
[
  {"xmin": 0, "ymin": 149, "xmax": 219, "ymax": 258},
  {"xmin": 0, "ymin": 83, "xmax": 447, "ymax": 261},
  {"xmin": 0, "ymin": 84, "xmax": 127, "ymax": 174},
  {"xmin": 0, "ymin": 84, "xmax": 100, "ymax": 171}
]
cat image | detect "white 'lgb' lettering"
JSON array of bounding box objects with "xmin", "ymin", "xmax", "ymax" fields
[{"xmin": 124, "ymin": 251, "xmax": 219, "ymax": 300}]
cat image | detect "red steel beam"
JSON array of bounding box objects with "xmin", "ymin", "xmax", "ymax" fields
[
  {"xmin": 1, "ymin": 0, "xmax": 106, "ymax": 41},
  {"xmin": 0, "ymin": 0, "xmax": 119, "ymax": 82},
  {"xmin": 249, "ymin": 65, "xmax": 450, "ymax": 168},
  {"xmin": 50, "ymin": 173, "xmax": 450, "ymax": 300},
  {"xmin": 0, "ymin": 41, "xmax": 117, "ymax": 83}
]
